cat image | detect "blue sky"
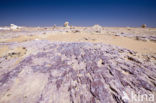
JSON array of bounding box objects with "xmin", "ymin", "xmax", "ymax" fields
[{"xmin": 0, "ymin": 0, "xmax": 156, "ymax": 27}]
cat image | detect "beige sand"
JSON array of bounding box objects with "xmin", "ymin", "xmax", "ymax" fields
[
  {"xmin": 0, "ymin": 27, "xmax": 156, "ymax": 58},
  {"xmin": 1, "ymin": 32, "xmax": 156, "ymax": 55}
]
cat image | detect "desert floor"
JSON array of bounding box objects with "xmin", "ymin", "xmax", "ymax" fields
[{"xmin": 0, "ymin": 26, "xmax": 156, "ymax": 103}]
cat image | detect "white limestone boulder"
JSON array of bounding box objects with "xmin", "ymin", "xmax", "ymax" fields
[
  {"xmin": 10, "ymin": 24, "xmax": 21, "ymax": 30},
  {"xmin": 64, "ymin": 21, "xmax": 69, "ymax": 28}
]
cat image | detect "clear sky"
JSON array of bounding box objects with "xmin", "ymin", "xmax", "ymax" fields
[{"xmin": 0, "ymin": 0, "xmax": 156, "ymax": 27}]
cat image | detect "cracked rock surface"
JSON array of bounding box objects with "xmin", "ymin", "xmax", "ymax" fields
[{"xmin": 0, "ymin": 41, "xmax": 156, "ymax": 103}]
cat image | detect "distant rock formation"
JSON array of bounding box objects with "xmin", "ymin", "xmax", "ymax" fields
[
  {"xmin": 92, "ymin": 24, "xmax": 102, "ymax": 33},
  {"xmin": 64, "ymin": 21, "xmax": 69, "ymax": 27},
  {"xmin": 141, "ymin": 24, "xmax": 147, "ymax": 28},
  {"xmin": 10, "ymin": 24, "xmax": 21, "ymax": 30}
]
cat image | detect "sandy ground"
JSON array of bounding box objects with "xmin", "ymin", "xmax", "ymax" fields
[{"xmin": 0, "ymin": 27, "xmax": 156, "ymax": 55}]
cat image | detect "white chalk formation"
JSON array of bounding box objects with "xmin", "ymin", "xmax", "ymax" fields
[
  {"xmin": 10, "ymin": 24, "xmax": 21, "ymax": 30},
  {"xmin": 64, "ymin": 21, "xmax": 69, "ymax": 28},
  {"xmin": 92, "ymin": 24, "xmax": 102, "ymax": 33}
]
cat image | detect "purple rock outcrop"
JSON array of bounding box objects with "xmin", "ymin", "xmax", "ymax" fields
[{"xmin": 0, "ymin": 42, "xmax": 156, "ymax": 103}]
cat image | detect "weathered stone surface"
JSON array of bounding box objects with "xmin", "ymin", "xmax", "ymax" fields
[
  {"xmin": 136, "ymin": 35, "xmax": 156, "ymax": 42},
  {"xmin": 115, "ymin": 33, "xmax": 156, "ymax": 42},
  {"xmin": 0, "ymin": 41, "xmax": 156, "ymax": 103}
]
